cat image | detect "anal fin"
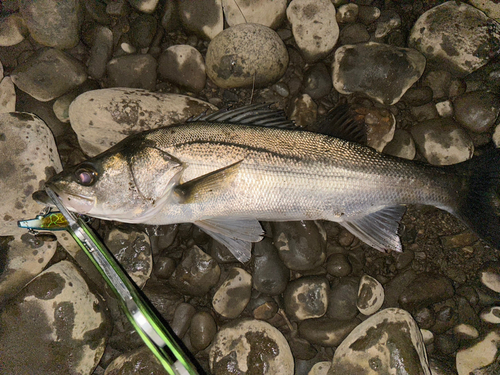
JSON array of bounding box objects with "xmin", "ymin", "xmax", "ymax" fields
[
  {"xmin": 195, "ymin": 218, "xmax": 265, "ymax": 263},
  {"xmin": 340, "ymin": 206, "xmax": 406, "ymax": 252}
]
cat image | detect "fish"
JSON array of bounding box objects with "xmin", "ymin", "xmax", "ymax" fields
[{"xmin": 45, "ymin": 103, "xmax": 500, "ymax": 263}]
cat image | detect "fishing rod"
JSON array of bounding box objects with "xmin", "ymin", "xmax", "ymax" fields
[{"xmin": 18, "ymin": 187, "xmax": 200, "ymax": 375}]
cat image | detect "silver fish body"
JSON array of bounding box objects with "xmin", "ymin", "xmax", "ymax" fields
[{"xmin": 46, "ymin": 105, "xmax": 500, "ymax": 262}]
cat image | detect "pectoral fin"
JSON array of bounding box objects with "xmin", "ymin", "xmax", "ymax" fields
[
  {"xmin": 175, "ymin": 160, "xmax": 243, "ymax": 204},
  {"xmin": 195, "ymin": 218, "xmax": 265, "ymax": 263},
  {"xmin": 340, "ymin": 206, "xmax": 406, "ymax": 252}
]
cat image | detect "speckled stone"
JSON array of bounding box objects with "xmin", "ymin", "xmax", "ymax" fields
[
  {"xmin": 409, "ymin": 1, "xmax": 500, "ymax": 76},
  {"xmin": 357, "ymin": 274, "xmax": 384, "ymax": 316},
  {"xmin": 0, "ymin": 261, "xmax": 110, "ymax": 375},
  {"xmin": 209, "ymin": 319, "xmax": 294, "ymax": 374},
  {"xmin": 333, "ymin": 42, "xmax": 426, "ymax": 105},
  {"xmin": 206, "ymin": 23, "xmax": 288, "ymax": 88},
  {"xmin": 410, "ymin": 118, "xmax": 474, "ymax": 165},
  {"xmin": 328, "ymin": 308, "xmax": 430, "ymax": 375},
  {"xmin": 286, "ymin": 0, "xmax": 339, "ymax": 62},
  {"xmin": 68, "ymin": 88, "xmax": 216, "ymax": 156},
  {"xmin": 212, "ymin": 267, "xmax": 252, "ymax": 319},
  {"xmin": 284, "ymin": 276, "xmax": 329, "ymax": 321},
  {"xmin": 169, "ymin": 246, "xmax": 221, "ymax": 296}
]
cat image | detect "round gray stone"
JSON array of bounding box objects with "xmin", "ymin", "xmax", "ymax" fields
[
  {"xmin": 453, "ymin": 91, "xmax": 500, "ymax": 133},
  {"xmin": 206, "ymin": 23, "xmax": 289, "ymax": 88}
]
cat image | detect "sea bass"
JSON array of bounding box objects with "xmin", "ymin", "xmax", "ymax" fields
[{"xmin": 46, "ymin": 104, "xmax": 500, "ymax": 262}]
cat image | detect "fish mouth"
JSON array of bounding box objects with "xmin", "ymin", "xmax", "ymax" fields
[{"xmin": 38, "ymin": 185, "xmax": 96, "ymax": 214}]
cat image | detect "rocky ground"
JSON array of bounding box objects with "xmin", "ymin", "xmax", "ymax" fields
[{"xmin": 1, "ymin": 0, "xmax": 500, "ymax": 374}]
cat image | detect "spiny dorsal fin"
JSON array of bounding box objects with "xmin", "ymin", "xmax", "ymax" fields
[
  {"xmin": 340, "ymin": 205, "xmax": 406, "ymax": 252},
  {"xmin": 314, "ymin": 104, "xmax": 367, "ymax": 144},
  {"xmin": 188, "ymin": 103, "xmax": 295, "ymax": 128}
]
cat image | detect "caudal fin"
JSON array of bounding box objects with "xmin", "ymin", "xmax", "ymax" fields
[{"xmin": 453, "ymin": 148, "xmax": 500, "ymax": 249}]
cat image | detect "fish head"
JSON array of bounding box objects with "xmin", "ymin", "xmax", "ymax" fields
[{"xmin": 46, "ymin": 136, "xmax": 184, "ymax": 222}]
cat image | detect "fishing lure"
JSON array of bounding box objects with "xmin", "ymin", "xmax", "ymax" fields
[{"xmin": 18, "ymin": 188, "xmax": 199, "ymax": 375}]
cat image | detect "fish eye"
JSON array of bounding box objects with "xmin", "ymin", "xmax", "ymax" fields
[{"xmin": 74, "ymin": 166, "xmax": 98, "ymax": 186}]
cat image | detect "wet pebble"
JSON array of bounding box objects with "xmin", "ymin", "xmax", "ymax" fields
[
  {"xmin": 206, "ymin": 23, "xmax": 288, "ymax": 88},
  {"xmin": 168, "ymin": 246, "xmax": 221, "ymax": 296},
  {"xmin": 456, "ymin": 331, "xmax": 500, "ymax": 375},
  {"xmin": 357, "ymin": 5, "xmax": 381, "ymax": 25},
  {"xmin": 212, "ymin": 267, "xmax": 252, "ymax": 319},
  {"xmin": 0, "ymin": 13, "xmax": 28, "ymax": 47},
  {"xmin": 327, "ymin": 277, "xmax": 359, "ymax": 321},
  {"xmin": 0, "ymin": 261, "xmax": 110, "ymax": 374},
  {"xmin": 178, "ymin": 0, "xmax": 223, "ymax": 40},
  {"xmin": 128, "ymin": 0, "xmax": 159, "ymax": 14},
  {"xmin": 284, "ymin": 276, "xmax": 329, "ymax": 321},
  {"xmin": 402, "ymin": 86, "xmax": 434, "ymax": 106},
  {"xmin": 399, "ymin": 273, "xmax": 455, "ymax": 312},
  {"xmin": 104, "ymin": 346, "xmax": 167, "ymax": 375},
  {"xmin": 435, "ymin": 100, "xmax": 453, "ymax": 118},
  {"xmin": 158, "ymin": 44, "xmax": 206, "ymax": 92},
  {"xmin": 339, "ymin": 23, "xmax": 370, "ymax": 45},
  {"xmin": 357, "ymin": 274, "xmax": 384, "ymax": 316},
  {"xmin": 453, "ymin": 91, "xmax": 500, "ymax": 133},
  {"xmin": 383, "ymin": 129, "xmax": 416, "ymax": 160},
  {"xmin": 336, "ymin": 4, "xmax": 359, "ymax": 24},
  {"xmin": 106, "ymin": 54, "xmax": 157, "ymax": 91},
  {"xmin": 409, "ymin": 1, "xmax": 500, "ymax": 76},
  {"xmin": 253, "ymin": 238, "xmax": 289, "ymax": 295},
  {"xmin": 153, "ymin": 256, "xmax": 176, "ymax": 280},
  {"xmin": 479, "ymin": 262, "xmax": 500, "ymax": 293},
  {"xmin": 286, "ymin": 0, "xmax": 339, "ymax": 62},
  {"xmin": 333, "ymin": 42, "xmax": 426, "ymax": 105},
  {"xmin": 11, "ymin": 48, "xmax": 87, "ymax": 102},
  {"xmin": 250, "ymin": 297, "xmax": 279, "ymax": 320},
  {"xmin": 303, "ymin": 63, "xmax": 332, "ymax": 100},
  {"xmin": 19, "ymin": 0, "xmax": 82, "ymax": 49},
  {"xmin": 289, "ymin": 94, "xmax": 318, "ymax": 127},
  {"xmin": 105, "ymin": 228, "xmax": 152, "ymax": 288},
  {"xmin": 299, "ymin": 317, "xmax": 359, "ymax": 347},
  {"xmin": 171, "ymin": 302, "xmax": 196, "ymax": 338},
  {"xmin": 374, "ymin": 9, "xmax": 401, "ymax": 39},
  {"xmin": 0, "ymin": 235, "xmax": 57, "ymax": 304},
  {"xmin": 329, "ymin": 308, "xmax": 430, "ymax": 374},
  {"xmin": 87, "ymin": 26, "xmax": 113, "ymax": 80},
  {"xmin": 0, "ymin": 75, "xmax": 16, "ymax": 113},
  {"xmin": 423, "ymin": 70, "xmax": 452, "ymax": 100},
  {"xmin": 222, "ymin": 0, "xmax": 287, "ymax": 29},
  {"xmin": 190, "ymin": 311, "xmax": 217, "ymax": 351},
  {"xmin": 309, "ymin": 361, "xmax": 331, "ymax": 375},
  {"xmin": 209, "ymin": 319, "xmax": 294, "ymax": 375},
  {"xmin": 411, "ymin": 118, "xmax": 474, "ymax": 165},
  {"xmin": 414, "ymin": 307, "xmax": 436, "ymax": 330},
  {"xmin": 480, "ymin": 306, "xmax": 500, "ymax": 324},
  {"xmin": 356, "ymin": 106, "xmax": 396, "ymax": 152},
  {"xmin": 272, "ymin": 221, "xmax": 326, "ymax": 271},
  {"xmin": 326, "ymin": 253, "xmax": 352, "ymax": 278},
  {"xmin": 129, "ymin": 14, "xmax": 157, "ymax": 49},
  {"xmin": 68, "ymin": 88, "xmax": 216, "ymax": 156},
  {"xmin": 0, "ymin": 112, "xmax": 62, "ymax": 236}
]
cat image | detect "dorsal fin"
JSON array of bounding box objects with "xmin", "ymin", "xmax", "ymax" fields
[
  {"xmin": 188, "ymin": 103, "xmax": 295, "ymax": 128},
  {"xmin": 314, "ymin": 104, "xmax": 367, "ymax": 144}
]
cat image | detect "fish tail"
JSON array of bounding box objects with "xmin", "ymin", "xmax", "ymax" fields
[{"xmin": 453, "ymin": 148, "xmax": 500, "ymax": 249}]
